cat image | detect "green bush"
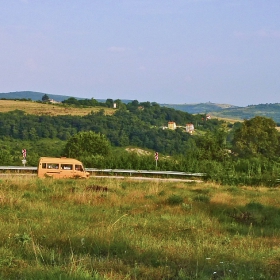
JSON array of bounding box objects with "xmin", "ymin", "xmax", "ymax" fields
[{"xmin": 167, "ymin": 194, "xmax": 184, "ymax": 205}]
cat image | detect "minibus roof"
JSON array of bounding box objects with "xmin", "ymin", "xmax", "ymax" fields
[{"xmin": 39, "ymin": 157, "xmax": 83, "ymax": 164}]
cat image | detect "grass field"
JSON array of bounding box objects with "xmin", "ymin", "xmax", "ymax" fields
[
  {"xmin": 210, "ymin": 115, "xmax": 243, "ymax": 123},
  {"xmin": 0, "ymin": 176, "xmax": 280, "ymax": 279},
  {"xmin": 0, "ymin": 100, "xmax": 115, "ymax": 116}
]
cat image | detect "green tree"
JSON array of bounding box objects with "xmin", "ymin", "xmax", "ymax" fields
[
  {"xmin": 232, "ymin": 116, "xmax": 279, "ymax": 158},
  {"xmin": 194, "ymin": 128, "xmax": 227, "ymax": 161},
  {"xmin": 114, "ymin": 99, "xmax": 126, "ymax": 110},
  {"xmin": 0, "ymin": 148, "xmax": 13, "ymax": 165},
  {"xmin": 42, "ymin": 94, "xmax": 50, "ymax": 102},
  {"xmin": 62, "ymin": 97, "xmax": 79, "ymax": 106},
  {"xmin": 29, "ymin": 127, "xmax": 39, "ymax": 141},
  {"xmin": 64, "ymin": 131, "xmax": 111, "ymax": 158},
  {"xmin": 105, "ymin": 98, "xmax": 114, "ymax": 108}
]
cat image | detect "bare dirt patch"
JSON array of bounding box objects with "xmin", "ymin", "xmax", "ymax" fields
[{"xmin": 125, "ymin": 147, "xmax": 151, "ymax": 156}]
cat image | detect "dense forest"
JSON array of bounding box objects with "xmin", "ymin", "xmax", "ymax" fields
[
  {"xmin": 0, "ymin": 99, "xmax": 222, "ymax": 154},
  {"xmin": 1, "ymin": 97, "xmax": 280, "ymax": 186}
]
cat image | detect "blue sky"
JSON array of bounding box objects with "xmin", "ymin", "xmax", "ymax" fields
[{"xmin": 0, "ymin": 0, "xmax": 279, "ymax": 106}]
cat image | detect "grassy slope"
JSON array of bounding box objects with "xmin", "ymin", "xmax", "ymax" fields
[
  {"xmin": 0, "ymin": 100, "xmax": 115, "ymax": 116},
  {"xmin": 208, "ymin": 104, "xmax": 280, "ymax": 123},
  {"xmin": 0, "ymin": 176, "xmax": 279, "ymax": 279},
  {"xmin": 208, "ymin": 107, "xmax": 262, "ymax": 121},
  {"xmin": 162, "ymin": 103, "xmax": 239, "ymax": 114}
]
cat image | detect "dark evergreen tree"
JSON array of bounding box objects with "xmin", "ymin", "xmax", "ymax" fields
[{"xmin": 42, "ymin": 94, "xmax": 50, "ymax": 102}]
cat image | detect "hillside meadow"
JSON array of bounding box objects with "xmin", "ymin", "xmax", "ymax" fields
[
  {"xmin": 0, "ymin": 100, "xmax": 115, "ymax": 116},
  {"xmin": 0, "ymin": 176, "xmax": 280, "ymax": 279},
  {"xmin": 0, "ymin": 99, "xmax": 240, "ymax": 123}
]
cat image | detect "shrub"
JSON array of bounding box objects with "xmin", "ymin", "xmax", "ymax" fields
[{"xmin": 167, "ymin": 194, "xmax": 184, "ymax": 205}]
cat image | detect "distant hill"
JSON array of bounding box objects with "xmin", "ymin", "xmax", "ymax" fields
[
  {"xmin": 1, "ymin": 91, "xmax": 280, "ymax": 123},
  {"xmin": 162, "ymin": 102, "xmax": 239, "ymax": 114},
  {"xmin": 208, "ymin": 103, "xmax": 280, "ymax": 124},
  {"xmin": 0, "ymin": 91, "xmax": 84, "ymax": 102},
  {"xmin": 163, "ymin": 103, "xmax": 280, "ymax": 124},
  {"xmin": 0, "ymin": 91, "xmax": 132, "ymax": 104}
]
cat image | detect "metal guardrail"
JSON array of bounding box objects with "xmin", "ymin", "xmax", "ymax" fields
[
  {"xmin": 0, "ymin": 166, "xmax": 206, "ymax": 177},
  {"xmin": 86, "ymin": 168, "xmax": 206, "ymax": 177},
  {"xmin": 0, "ymin": 166, "xmax": 37, "ymax": 171}
]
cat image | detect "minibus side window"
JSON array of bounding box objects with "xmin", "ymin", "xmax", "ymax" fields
[
  {"xmin": 75, "ymin": 165, "xmax": 83, "ymax": 171},
  {"xmin": 42, "ymin": 163, "xmax": 46, "ymax": 169},
  {"xmin": 61, "ymin": 164, "xmax": 73, "ymax": 170},
  {"xmin": 47, "ymin": 163, "xmax": 59, "ymax": 169}
]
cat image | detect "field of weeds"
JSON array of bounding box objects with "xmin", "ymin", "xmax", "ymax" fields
[{"xmin": 0, "ymin": 176, "xmax": 280, "ymax": 279}]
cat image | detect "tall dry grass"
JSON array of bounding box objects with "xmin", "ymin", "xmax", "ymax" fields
[
  {"xmin": 0, "ymin": 100, "xmax": 115, "ymax": 116},
  {"xmin": 0, "ymin": 175, "xmax": 280, "ymax": 279}
]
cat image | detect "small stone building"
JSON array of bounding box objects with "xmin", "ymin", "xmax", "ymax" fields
[
  {"xmin": 168, "ymin": 121, "xmax": 177, "ymax": 130},
  {"xmin": 186, "ymin": 123, "xmax": 194, "ymax": 134}
]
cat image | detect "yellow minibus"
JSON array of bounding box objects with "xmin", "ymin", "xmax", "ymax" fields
[{"xmin": 37, "ymin": 157, "xmax": 90, "ymax": 179}]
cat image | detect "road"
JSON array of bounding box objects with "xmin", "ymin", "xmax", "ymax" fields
[{"xmin": 0, "ymin": 173, "xmax": 203, "ymax": 183}]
